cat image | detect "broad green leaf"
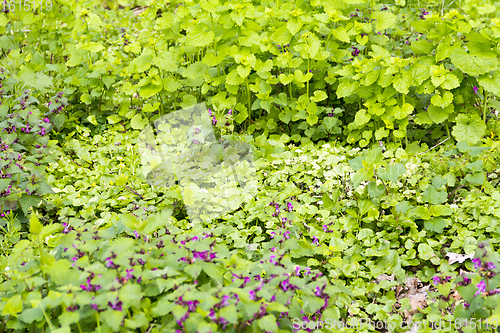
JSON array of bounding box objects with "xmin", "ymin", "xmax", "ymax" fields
[
  {"xmin": 16, "ymin": 67, "xmax": 53, "ymax": 92},
  {"xmin": 427, "ymin": 104, "xmax": 453, "ymax": 124},
  {"xmin": 422, "ymin": 185, "xmax": 447, "ymax": 205},
  {"xmin": 332, "ymin": 26, "xmax": 350, "ymax": 43},
  {"xmin": 478, "ymin": 71, "xmax": 500, "ymax": 97},
  {"xmin": 337, "ymin": 79, "xmax": 358, "ymax": 98},
  {"xmin": 431, "ymin": 91, "xmax": 453, "ymax": 108},
  {"xmin": 220, "ymin": 305, "xmax": 238, "ymax": 324},
  {"xmin": 18, "ymin": 307, "xmax": 44, "ymax": 324},
  {"xmin": 258, "ymin": 315, "xmax": 278, "ymax": 332},
  {"xmin": 452, "ymin": 114, "xmax": 486, "ymax": 145},
  {"xmin": 418, "ymin": 243, "xmax": 434, "ymax": 260},
  {"xmin": 373, "ymin": 11, "xmax": 396, "ymax": 30},
  {"xmin": 449, "ymin": 49, "xmax": 498, "ymax": 76},
  {"xmin": 20, "ymin": 195, "xmax": 42, "ymax": 216},
  {"xmin": 154, "ymin": 51, "xmax": 178, "ymax": 72},
  {"xmin": 272, "ymin": 25, "xmax": 293, "ymax": 45},
  {"xmin": 310, "ymin": 90, "xmax": 327, "ymax": 102},
  {"xmin": 424, "ymin": 217, "xmax": 447, "ymax": 233},
  {"xmin": 29, "ymin": 214, "xmax": 43, "ymax": 235},
  {"xmin": 441, "ymin": 73, "xmax": 460, "ymax": 90},
  {"xmin": 430, "ymin": 205, "xmax": 453, "ymax": 216},
  {"xmin": 131, "ymin": 114, "xmax": 149, "ymax": 130},
  {"xmin": 355, "ymin": 109, "xmax": 371, "ymax": 126},
  {"xmin": 186, "ymin": 23, "xmax": 214, "ymax": 47},
  {"xmin": 2, "ymin": 295, "xmax": 23, "ymax": 316},
  {"xmin": 306, "ymin": 115, "xmax": 318, "ymax": 126}
]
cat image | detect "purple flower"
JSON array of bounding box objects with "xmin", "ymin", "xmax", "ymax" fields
[
  {"xmin": 286, "ymin": 202, "xmax": 293, "ymax": 212},
  {"xmin": 312, "ymin": 236, "xmax": 319, "ymax": 246},
  {"xmin": 108, "ymin": 299, "xmax": 123, "ymax": 311},
  {"xmin": 249, "ymin": 290, "xmax": 256, "ymax": 300},
  {"xmin": 295, "ymin": 266, "xmax": 301, "ymax": 276},
  {"xmin": 270, "ymin": 255, "xmax": 277, "ymax": 265},
  {"xmin": 208, "ymin": 109, "xmax": 212, "ymax": 116},
  {"xmin": 283, "ymin": 230, "xmax": 291, "ymax": 240},
  {"xmin": 212, "ymin": 116, "xmax": 217, "ymax": 125},
  {"xmin": 473, "ymin": 258, "xmax": 481, "ymax": 269},
  {"xmin": 193, "ymin": 139, "xmax": 200, "ymax": 144},
  {"xmin": 432, "ymin": 276, "xmax": 441, "ymax": 286},
  {"xmin": 322, "ymin": 225, "xmax": 328, "ymax": 232},
  {"xmin": 473, "ymin": 86, "xmax": 479, "ymax": 94},
  {"xmin": 228, "ymin": 109, "xmax": 232, "ymax": 115},
  {"xmin": 475, "ymin": 280, "xmax": 486, "ymax": 296},
  {"xmin": 487, "ymin": 262, "xmax": 496, "ymax": 270},
  {"xmin": 134, "ymin": 231, "xmax": 139, "ymax": 239}
]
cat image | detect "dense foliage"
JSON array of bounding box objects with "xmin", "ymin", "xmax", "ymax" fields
[{"xmin": 1, "ymin": 0, "xmax": 500, "ymax": 332}]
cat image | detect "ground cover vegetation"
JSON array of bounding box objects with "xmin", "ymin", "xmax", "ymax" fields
[{"xmin": 1, "ymin": 0, "xmax": 500, "ymax": 331}]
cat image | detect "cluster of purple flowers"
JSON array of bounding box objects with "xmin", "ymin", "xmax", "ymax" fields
[
  {"xmin": 0, "ymin": 210, "xmax": 11, "ymax": 218},
  {"xmin": 121, "ymin": 28, "xmax": 128, "ymax": 46},
  {"xmin": 80, "ymin": 272, "xmax": 103, "ymax": 292},
  {"xmin": 419, "ymin": 8, "xmax": 429, "ymax": 19},
  {"xmin": 177, "ymin": 236, "xmax": 218, "ymax": 263},
  {"xmin": 351, "ymin": 46, "xmax": 360, "ymax": 57}
]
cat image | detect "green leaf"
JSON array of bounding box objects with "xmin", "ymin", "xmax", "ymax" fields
[
  {"xmin": 119, "ymin": 284, "xmax": 143, "ymax": 307},
  {"xmin": 87, "ymin": 115, "xmax": 97, "ymax": 125},
  {"xmin": 431, "ymin": 91, "xmax": 453, "ymax": 108},
  {"xmin": 2, "ymin": 295, "xmax": 23, "ymax": 316},
  {"xmin": 186, "ymin": 23, "xmax": 214, "ymax": 47},
  {"xmin": 310, "ymin": 90, "xmax": 327, "ymax": 102},
  {"xmin": 59, "ymin": 311, "xmax": 79, "ymax": 327},
  {"xmin": 418, "ymin": 243, "xmax": 434, "ymax": 260},
  {"xmin": 154, "ymin": 50, "xmax": 178, "ymax": 72},
  {"xmin": 452, "ymin": 114, "xmax": 486, "ymax": 145},
  {"xmin": 427, "ymin": 104, "xmax": 453, "ymax": 124},
  {"xmin": 103, "ymin": 309, "xmax": 126, "ymax": 332},
  {"xmin": 354, "ymin": 109, "xmax": 370, "ymax": 126},
  {"xmin": 306, "ymin": 115, "xmax": 318, "ymax": 126},
  {"xmin": 130, "ymin": 114, "xmax": 148, "ymax": 130},
  {"xmin": 20, "ymin": 195, "xmax": 42, "ymax": 216},
  {"xmin": 422, "ymin": 185, "xmax": 447, "ymax": 205},
  {"xmin": 16, "ymin": 67, "xmax": 53, "ymax": 92},
  {"xmin": 18, "ymin": 307, "xmax": 44, "ymax": 324},
  {"xmin": 424, "ymin": 217, "xmax": 447, "ymax": 233},
  {"xmin": 441, "ymin": 73, "xmax": 460, "ymax": 90},
  {"xmin": 258, "ymin": 315, "xmax": 278, "ymax": 333},
  {"xmin": 198, "ymin": 262, "xmax": 225, "ymax": 282},
  {"xmin": 272, "ymin": 25, "xmax": 293, "ymax": 45},
  {"xmin": 331, "ymin": 26, "xmax": 350, "ymax": 43},
  {"xmin": 478, "ymin": 71, "xmax": 500, "ymax": 97},
  {"xmin": 220, "ymin": 305, "xmax": 239, "ymax": 324},
  {"xmin": 450, "ymin": 49, "xmax": 498, "ymax": 76},
  {"xmin": 336, "ymin": 79, "xmax": 358, "ymax": 98},
  {"xmin": 372, "ymin": 11, "xmax": 396, "ymax": 30},
  {"xmin": 411, "ymin": 40, "xmax": 434, "ymax": 55},
  {"xmin": 140, "ymin": 83, "xmax": 163, "ymax": 99},
  {"xmin": 465, "ymin": 172, "xmax": 486, "ymax": 185},
  {"xmin": 29, "ymin": 214, "xmax": 43, "ymax": 235},
  {"xmin": 429, "ymin": 205, "xmax": 453, "ymax": 216}
]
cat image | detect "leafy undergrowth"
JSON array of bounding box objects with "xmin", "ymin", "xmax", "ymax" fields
[
  {"xmin": 1, "ymin": 0, "xmax": 500, "ymax": 331},
  {"xmin": 2, "ymin": 125, "xmax": 500, "ymax": 332}
]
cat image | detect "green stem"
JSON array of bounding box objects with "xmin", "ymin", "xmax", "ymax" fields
[
  {"xmin": 307, "ymin": 58, "xmax": 310, "ymax": 97},
  {"xmin": 445, "ymin": 120, "xmax": 451, "ymax": 139},
  {"xmin": 95, "ymin": 312, "xmax": 101, "ymax": 333},
  {"xmin": 483, "ymin": 90, "xmax": 488, "ymax": 123},
  {"xmin": 40, "ymin": 304, "xmax": 55, "ymax": 332},
  {"xmin": 246, "ymin": 77, "xmax": 251, "ymax": 124}
]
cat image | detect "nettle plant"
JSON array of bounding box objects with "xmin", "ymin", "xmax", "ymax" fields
[
  {"xmin": 418, "ymin": 241, "xmax": 500, "ymax": 332},
  {"xmin": 0, "ymin": 75, "xmax": 64, "ymax": 224},
  {"xmin": 0, "ymin": 211, "xmax": 350, "ymax": 333}
]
